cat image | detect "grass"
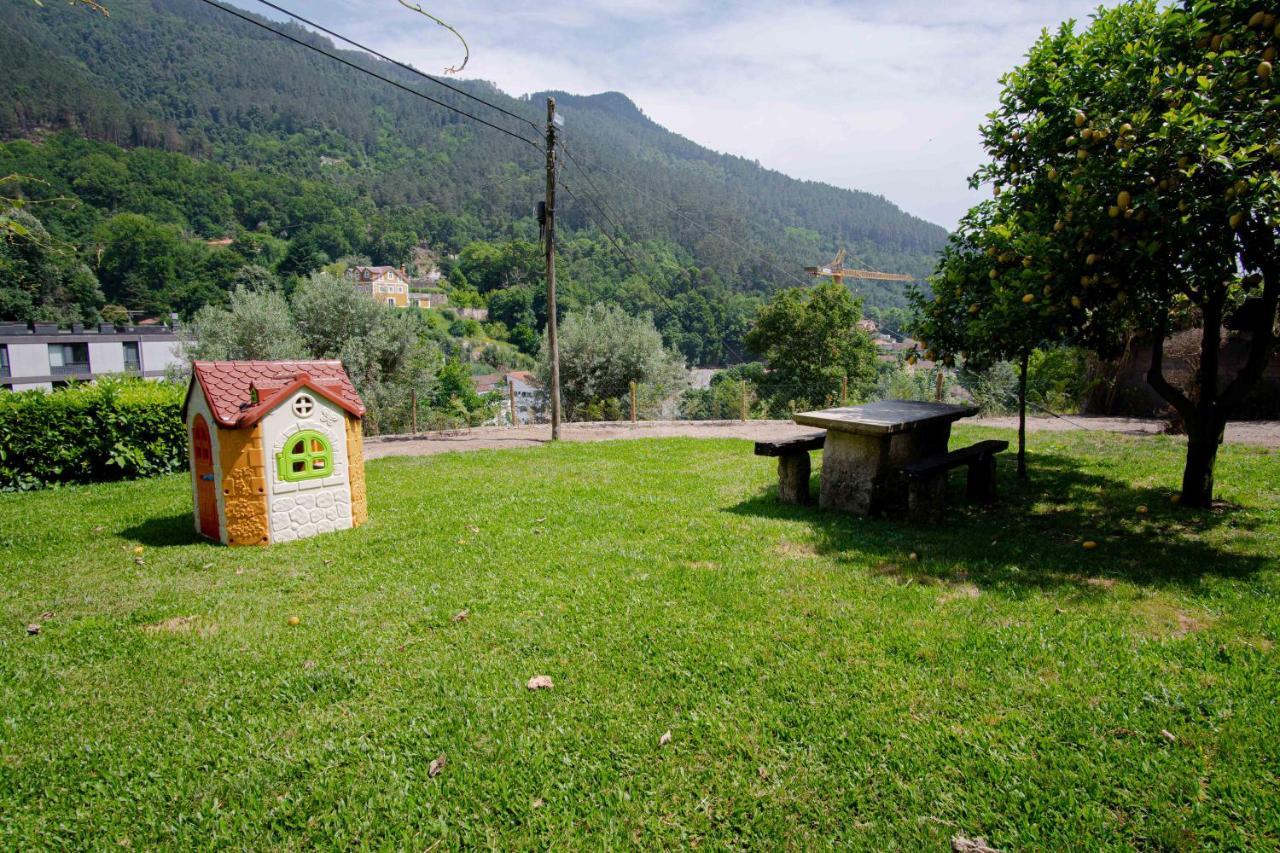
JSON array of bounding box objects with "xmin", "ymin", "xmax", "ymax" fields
[{"xmin": 1, "ymin": 426, "xmax": 1278, "ymax": 849}]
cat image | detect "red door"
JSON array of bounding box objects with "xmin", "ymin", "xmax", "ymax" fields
[{"xmin": 192, "ymin": 415, "xmax": 219, "ymax": 540}]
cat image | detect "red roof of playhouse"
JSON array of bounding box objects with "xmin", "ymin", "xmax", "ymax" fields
[{"xmin": 186, "ymin": 360, "xmax": 366, "ymax": 428}]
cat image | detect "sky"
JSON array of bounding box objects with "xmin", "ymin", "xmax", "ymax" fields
[{"xmin": 252, "ymin": 1, "xmax": 1121, "ymax": 230}]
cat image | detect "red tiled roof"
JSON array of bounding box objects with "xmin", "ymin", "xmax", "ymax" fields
[
  {"xmin": 185, "ymin": 360, "xmax": 365, "ymax": 428},
  {"xmin": 472, "ymin": 373, "xmax": 502, "ymax": 394}
]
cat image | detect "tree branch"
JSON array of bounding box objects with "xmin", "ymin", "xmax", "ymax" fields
[
  {"xmin": 1221, "ymin": 239, "xmax": 1280, "ymax": 412},
  {"xmin": 1145, "ymin": 313, "xmax": 1195, "ymax": 420}
]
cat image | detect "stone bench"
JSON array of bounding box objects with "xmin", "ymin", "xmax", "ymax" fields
[
  {"xmin": 898, "ymin": 439, "xmax": 1009, "ymax": 524},
  {"xmin": 754, "ymin": 432, "xmax": 826, "ymax": 505}
]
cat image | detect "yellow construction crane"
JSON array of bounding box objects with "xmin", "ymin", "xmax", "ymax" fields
[{"xmin": 804, "ymin": 249, "xmax": 913, "ymax": 285}]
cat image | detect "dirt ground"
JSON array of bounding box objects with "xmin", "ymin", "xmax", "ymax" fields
[{"xmin": 365, "ymin": 416, "xmax": 1280, "ymax": 459}]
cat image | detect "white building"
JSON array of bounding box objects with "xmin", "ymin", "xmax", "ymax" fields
[
  {"xmin": 0, "ymin": 322, "xmax": 184, "ymax": 391},
  {"xmin": 475, "ymin": 370, "xmax": 545, "ymax": 425}
]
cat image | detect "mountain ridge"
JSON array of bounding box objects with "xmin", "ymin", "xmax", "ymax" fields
[{"xmin": 2, "ymin": 0, "xmax": 947, "ymax": 293}]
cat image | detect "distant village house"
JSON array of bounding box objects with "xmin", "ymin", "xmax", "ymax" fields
[
  {"xmin": 348, "ymin": 265, "xmax": 462, "ymax": 311},
  {"xmin": 474, "ymin": 370, "xmax": 543, "ymax": 425},
  {"xmin": 346, "ymin": 265, "xmax": 411, "ymax": 307}
]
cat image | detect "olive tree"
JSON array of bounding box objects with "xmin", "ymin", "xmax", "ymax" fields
[
  {"xmin": 539, "ymin": 303, "xmax": 688, "ymax": 420},
  {"xmin": 921, "ymin": 0, "xmax": 1279, "ymax": 506}
]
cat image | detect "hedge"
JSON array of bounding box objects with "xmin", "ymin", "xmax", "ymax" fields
[{"xmin": 0, "ymin": 378, "xmax": 187, "ymax": 490}]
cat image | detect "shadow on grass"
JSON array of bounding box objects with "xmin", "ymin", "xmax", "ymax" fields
[
  {"xmin": 121, "ymin": 513, "xmax": 208, "ymax": 548},
  {"xmin": 729, "ymin": 451, "xmax": 1267, "ymax": 593}
]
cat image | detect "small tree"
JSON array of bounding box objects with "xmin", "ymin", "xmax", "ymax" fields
[
  {"xmin": 186, "ymin": 286, "xmax": 305, "ymax": 361},
  {"xmin": 913, "ymin": 201, "xmax": 1081, "ymax": 477},
  {"xmin": 932, "ymin": 0, "xmax": 1279, "ymax": 506},
  {"xmin": 539, "ymin": 303, "xmax": 688, "ymax": 420},
  {"xmin": 744, "ymin": 281, "xmax": 877, "ymax": 415},
  {"xmin": 290, "ymin": 272, "xmax": 383, "ymax": 358}
]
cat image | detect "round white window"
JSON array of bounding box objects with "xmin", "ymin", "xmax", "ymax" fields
[{"xmin": 292, "ymin": 395, "xmax": 315, "ymax": 418}]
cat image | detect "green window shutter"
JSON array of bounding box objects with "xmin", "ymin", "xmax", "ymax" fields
[{"xmin": 275, "ymin": 430, "xmax": 334, "ymax": 483}]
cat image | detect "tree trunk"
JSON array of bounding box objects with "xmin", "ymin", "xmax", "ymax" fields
[
  {"xmin": 1179, "ymin": 298, "xmax": 1224, "ymax": 507},
  {"xmin": 1017, "ymin": 351, "xmax": 1028, "ymax": 479},
  {"xmin": 1180, "ymin": 415, "xmax": 1223, "ymax": 508}
]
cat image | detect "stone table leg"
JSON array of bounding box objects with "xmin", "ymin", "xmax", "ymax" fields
[
  {"xmin": 818, "ymin": 431, "xmax": 887, "ymax": 514},
  {"xmin": 876, "ymin": 424, "xmax": 953, "ymax": 516},
  {"xmin": 776, "ymin": 452, "xmax": 812, "ymax": 505}
]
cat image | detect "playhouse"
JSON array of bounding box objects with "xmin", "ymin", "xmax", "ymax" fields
[{"xmin": 182, "ymin": 360, "xmax": 368, "ymax": 545}]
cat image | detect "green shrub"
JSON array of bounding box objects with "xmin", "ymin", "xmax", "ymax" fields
[{"xmin": 0, "ymin": 378, "xmax": 186, "ymax": 490}]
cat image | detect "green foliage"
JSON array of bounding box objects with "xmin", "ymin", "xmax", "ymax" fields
[
  {"xmin": 0, "ymin": 208, "xmax": 103, "ymax": 323},
  {"xmin": 679, "ymin": 362, "xmax": 767, "ymax": 420},
  {"xmin": 1027, "ymin": 347, "xmax": 1094, "ymax": 413},
  {"xmin": 185, "ymin": 274, "xmax": 439, "ymax": 434},
  {"xmin": 186, "ymin": 286, "xmax": 305, "ymax": 361},
  {"xmin": 0, "ymin": 377, "xmax": 184, "ymax": 489},
  {"xmin": 427, "ymin": 360, "xmax": 493, "ymax": 427},
  {"xmin": 917, "ymin": 0, "xmax": 1280, "ymax": 505},
  {"xmin": 290, "ymin": 272, "xmax": 384, "ymax": 358},
  {"xmin": 872, "ymin": 360, "xmax": 958, "ymax": 406},
  {"xmin": 745, "ymin": 282, "xmax": 878, "ymax": 415},
  {"xmin": 539, "ymin": 303, "xmax": 688, "ymax": 420}
]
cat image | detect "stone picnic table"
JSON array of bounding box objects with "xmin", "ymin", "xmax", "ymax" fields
[{"xmin": 793, "ymin": 400, "xmax": 978, "ymax": 516}]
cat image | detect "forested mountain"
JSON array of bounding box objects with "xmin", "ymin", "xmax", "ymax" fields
[{"xmin": 0, "ymin": 0, "xmax": 947, "ymax": 361}]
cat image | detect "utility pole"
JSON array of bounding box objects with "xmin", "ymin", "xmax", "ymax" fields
[{"xmin": 544, "ymin": 97, "xmax": 562, "ymax": 440}]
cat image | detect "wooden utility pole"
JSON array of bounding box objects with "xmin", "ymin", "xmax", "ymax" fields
[{"xmin": 544, "ymin": 97, "xmax": 562, "ymax": 440}]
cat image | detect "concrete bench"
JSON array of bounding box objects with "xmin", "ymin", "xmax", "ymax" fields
[
  {"xmin": 898, "ymin": 439, "xmax": 1009, "ymax": 523},
  {"xmin": 754, "ymin": 432, "xmax": 826, "ymax": 505}
]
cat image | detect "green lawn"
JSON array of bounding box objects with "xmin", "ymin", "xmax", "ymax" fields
[{"xmin": 2, "ymin": 428, "xmax": 1278, "ymax": 849}]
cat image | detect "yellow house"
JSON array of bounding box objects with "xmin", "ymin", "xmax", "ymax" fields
[
  {"xmin": 182, "ymin": 360, "xmax": 368, "ymax": 545},
  {"xmin": 346, "ymin": 266, "xmax": 410, "ymax": 307}
]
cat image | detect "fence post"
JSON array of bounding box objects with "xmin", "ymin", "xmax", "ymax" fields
[
  {"xmin": 411, "ymin": 388, "xmax": 418, "ymax": 434},
  {"xmin": 935, "ymin": 369, "xmax": 944, "ymax": 402},
  {"xmin": 841, "ymin": 374, "xmax": 848, "ymax": 406},
  {"xmin": 741, "ymin": 382, "xmax": 748, "ymax": 422},
  {"xmin": 509, "ymin": 380, "xmax": 517, "ymax": 426},
  {"xmin": 629, "ymin": 381, "xmax": 637, "ymax": 425}
]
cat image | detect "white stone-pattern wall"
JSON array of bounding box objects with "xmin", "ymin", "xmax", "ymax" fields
[
  {"xmin": 261, "ymin": 393, "xmax": 353, "ymax": 543},
  {"xmin": 184, "ymin": 389, "xmax": 225, "ymax": 543}
]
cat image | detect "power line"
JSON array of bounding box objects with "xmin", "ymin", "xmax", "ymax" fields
[
  {"xmin": 250, "ymin": 0, "xmax": 540, "ymax": 135},
  {"xmin": 192, "ymin": 0, "xmax": 543, "ymax": 151}
]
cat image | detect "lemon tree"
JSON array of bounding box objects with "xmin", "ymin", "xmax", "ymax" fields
[
  {"xmin": 912, "ymin": 198, "xmax": 1079, "ymax": 478},
  {"xmin": 919, "ymin": 0, "xmax": 1280, "ymax": 507}
]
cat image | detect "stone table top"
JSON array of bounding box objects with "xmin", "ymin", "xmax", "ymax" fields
[{"xmin": 793, "ymin": 400, "xmax": 978, "ymax": 436}]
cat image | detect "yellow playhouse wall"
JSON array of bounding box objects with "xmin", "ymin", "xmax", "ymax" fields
[
  {"xmin": 345, "ymin": 415, "xmax": 368, "ymax": 526},
  {"xmin": 218, "ymin": 424, "xmax": 270, "ymax": 546}
]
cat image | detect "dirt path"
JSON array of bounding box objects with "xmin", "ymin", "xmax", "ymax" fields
[{"xmin": 365, "ymin": 417, "xmax": 1280, "ymax": 459}]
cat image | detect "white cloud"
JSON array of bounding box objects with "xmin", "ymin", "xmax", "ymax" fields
[{"xmin": 266, "ymin": 0, "xmax": 1121, "ymax": 229}]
